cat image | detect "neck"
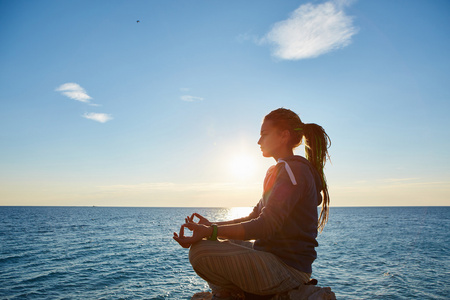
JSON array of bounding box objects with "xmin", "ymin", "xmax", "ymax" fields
[{"xmin": 273, "ymin": 149, "xmax": 294, "ymax": 162}]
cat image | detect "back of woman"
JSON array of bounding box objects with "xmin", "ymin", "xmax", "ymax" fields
[{"xmin": 173, "ymin": 108, "xmax": 331, "ymax": 299}]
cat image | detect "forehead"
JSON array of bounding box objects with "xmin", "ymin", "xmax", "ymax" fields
[{"xmin": 260, "ymin": 120, "xmax": 276, "ymax": 132}]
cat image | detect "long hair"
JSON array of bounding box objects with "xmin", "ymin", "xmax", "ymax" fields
[{"xmin": 264, "ymin": 108, "xmax": 331, "ymax": 232}]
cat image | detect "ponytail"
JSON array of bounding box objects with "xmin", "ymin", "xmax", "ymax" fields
[
  {"xmin": 264, "ymin": 108, "xmax": 331, "ymax": 232},
  {"xmin": 303, "ymin": 123, "xmax": 331, "ymax": 232}
]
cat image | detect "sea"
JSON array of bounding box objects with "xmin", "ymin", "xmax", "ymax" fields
[{"xmin": 0, "ymin": 206, "xmax": 448, "ymax": 299}]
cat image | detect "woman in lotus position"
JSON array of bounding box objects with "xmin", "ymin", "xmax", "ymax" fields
[{"xmin": 173, "ymin": 108, "xmax": 331, "ymax": 299}]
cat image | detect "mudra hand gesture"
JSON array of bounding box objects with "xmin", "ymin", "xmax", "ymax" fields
[{"xmin": 173, "ymin": 213, "xmax": 213, "ymax": 248}]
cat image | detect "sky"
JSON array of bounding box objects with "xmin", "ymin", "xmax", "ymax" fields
[{"xmin": 0, "ymin": 0, "xmax": 449, "ymax": 207}]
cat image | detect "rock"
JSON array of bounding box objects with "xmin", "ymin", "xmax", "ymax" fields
[
  {"xmin": 191, "ymin": 291, "xmax": 213, "ymax": 300},
  {"xmin": 191, "ymin": 286, "xmax": 336, "ymax": 300},
  {"xmin": 273, "ymin": 285, "xmax": 336, "ymax": 300}
]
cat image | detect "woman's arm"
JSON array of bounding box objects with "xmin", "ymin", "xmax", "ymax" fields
[
  {"xmin": 216, "ymin": 223, "xmax": 245, "ymax": 240},
  {"xmin": 189, "ymin": 205, "xmax": 259, "ymax": 226},
  {"xmin": 173, "ymin": 222, "xmax": 245, "ymax": 248},
  {"xmin": 174, "ymin": 206, "xmax": 260, "ymax": 248}
]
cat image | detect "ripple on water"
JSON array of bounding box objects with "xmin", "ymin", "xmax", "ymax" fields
[{"xmin": 0, "ymin": 206, "xmax": 449, "ymax": 299}]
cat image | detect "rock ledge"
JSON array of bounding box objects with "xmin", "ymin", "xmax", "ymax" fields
[{"xmin": 191, "ymin": 285, "xmax": 336, "ymax": 300}]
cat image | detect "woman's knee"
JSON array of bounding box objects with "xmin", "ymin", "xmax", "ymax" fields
[{"xmin": 189, "ymin": 240, "xmax": 211, "ymax": 268}]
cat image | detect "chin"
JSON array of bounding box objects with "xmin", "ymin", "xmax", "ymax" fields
[{"xmin": 261, "ymin": 151, "xmax": 271, "ymax": 158}]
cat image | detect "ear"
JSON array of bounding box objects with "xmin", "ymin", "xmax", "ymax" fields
[{"xmin": 280, "ymin": 129, "xmax": 291, "ymax": 143}]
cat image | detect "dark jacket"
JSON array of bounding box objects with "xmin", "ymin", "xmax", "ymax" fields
[{"xmin": 241, "ymin": 155, "xmax": 323, "ymax": 273}]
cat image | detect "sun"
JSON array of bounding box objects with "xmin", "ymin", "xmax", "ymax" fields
[{"xmin": 229, "ymin": 154, "xmax": 257, "ymax": 180}]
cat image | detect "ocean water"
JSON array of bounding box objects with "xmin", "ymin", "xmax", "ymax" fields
[{"xmin": 0, "ymin": 206, "xmax": 448, "ymax": 299}]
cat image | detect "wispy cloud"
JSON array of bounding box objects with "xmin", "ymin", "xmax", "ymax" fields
[
  {"xmin": 56, "ymin": 82, "xmax": 112, "ymax": 123},
  {"xmin": 181, "ymin": 95, "xmax": 204, "ymax": 102},
  {"xmin": 334, "ymin": 178, "xmax": 449, "ymax": 190},
  {"xmin": 382, "ymin": 177, "xmax": 419, "ymax": 183},
  {"xmin": 55, "ymin": 83, "xmax": 92, "ymax": 103},
  {"xmin": 82, "ymin": 112, "xmax": 113, "ymax": 123},
  {"xmin": 261, "ymin": 0, "xmax": 358, "ymax": 60}
]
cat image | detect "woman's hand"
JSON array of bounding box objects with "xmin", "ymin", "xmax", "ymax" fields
[
  {"xmin": 186, "ymin": 213, "xmax": 211, "ymax": 226},
  {"xmin": 173, "ymin": 221, "xmax": 212, "ymax": 248}
]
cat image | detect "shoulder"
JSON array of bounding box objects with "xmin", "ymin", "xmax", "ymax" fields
[
  {"xmin": 278, "ymin": 156, "xmax": 313, "ymax": 175},
  {"xmin": 277, "ymin": 156, "xmax": 318, "ymax": 186}
]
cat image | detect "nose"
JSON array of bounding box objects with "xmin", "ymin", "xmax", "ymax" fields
[{"xmin": 257, "ymin": 137, "xmax": 262, "ymax": 145}]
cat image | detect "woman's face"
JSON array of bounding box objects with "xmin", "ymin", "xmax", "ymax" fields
[{"xmin": 258, "ymin": 120, "xmax": 288, "ymax": 159}]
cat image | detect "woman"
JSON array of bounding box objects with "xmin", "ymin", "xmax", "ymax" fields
[{"xmin": 173, "ymin": 108, "xmax": 331, "ymax": 299}]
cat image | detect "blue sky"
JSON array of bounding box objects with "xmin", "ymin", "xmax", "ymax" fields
[{"xmin": 1, "ymin": 0, "xmax": 449, "ymax": 207}]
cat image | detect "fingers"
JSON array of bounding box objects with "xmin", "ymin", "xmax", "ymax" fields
[
  {"xmin": 174, "ymin": 214, "xmax": 209, "ymax": 249},
  {"xmin": 190, "ymin": 213, "xmax": 203, "ymax": 222},
  {"xmin": 178, "ymin": 223, "xmax": 186, "ymax": 238},
  {"xmin": 192, "ymin": 213, "xmax": 211, "ymax": 226},
  {"xmin": 186, "ymin": 213, "xmax": 211, "ymax": 226},
  {"xmin": 173, "ymin": 234, "xmax": 191, "ymax": 248},
  {"xmin": 184, "ymin": 222, "xmax": 197, "ymax": 231},
  {"xmin": 173, "ymin": 226, "xmax": 197, "ymax": 249},
  {"xmin": 186, "ymin": 214, "xmax": 199, "ymax": 223}
]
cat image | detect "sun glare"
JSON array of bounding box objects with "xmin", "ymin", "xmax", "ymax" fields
[
  {"xmin": 226, "ymin": 207, "xmax": 253, "ymax": 220},
  {"xmin": 229, "ymin": 154, "xmax": 257, "ymax": 180}
]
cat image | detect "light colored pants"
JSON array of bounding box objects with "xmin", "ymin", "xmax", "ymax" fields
[{"xmin": 189, "ymin": 239, "xmax": 311, "ymax": 296}]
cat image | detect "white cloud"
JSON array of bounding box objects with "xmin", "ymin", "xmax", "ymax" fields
[
  {"xmin": 56, "ymin": 82, "xmax": 112, "ymax": 122},
  {"xmin": 262, "ymin": 0, "xmax": 358, "ymax": 60},
  {"xmin": 55, "ymin": 82, "xmax": 92, "ymax": 103},
  {"xmin": 181, "ymin": 95, "xmax": 204, "ymax": 102},
  {"xmin": 82, "ymin": 112, "xmax": 113, "ymax": 123}
]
